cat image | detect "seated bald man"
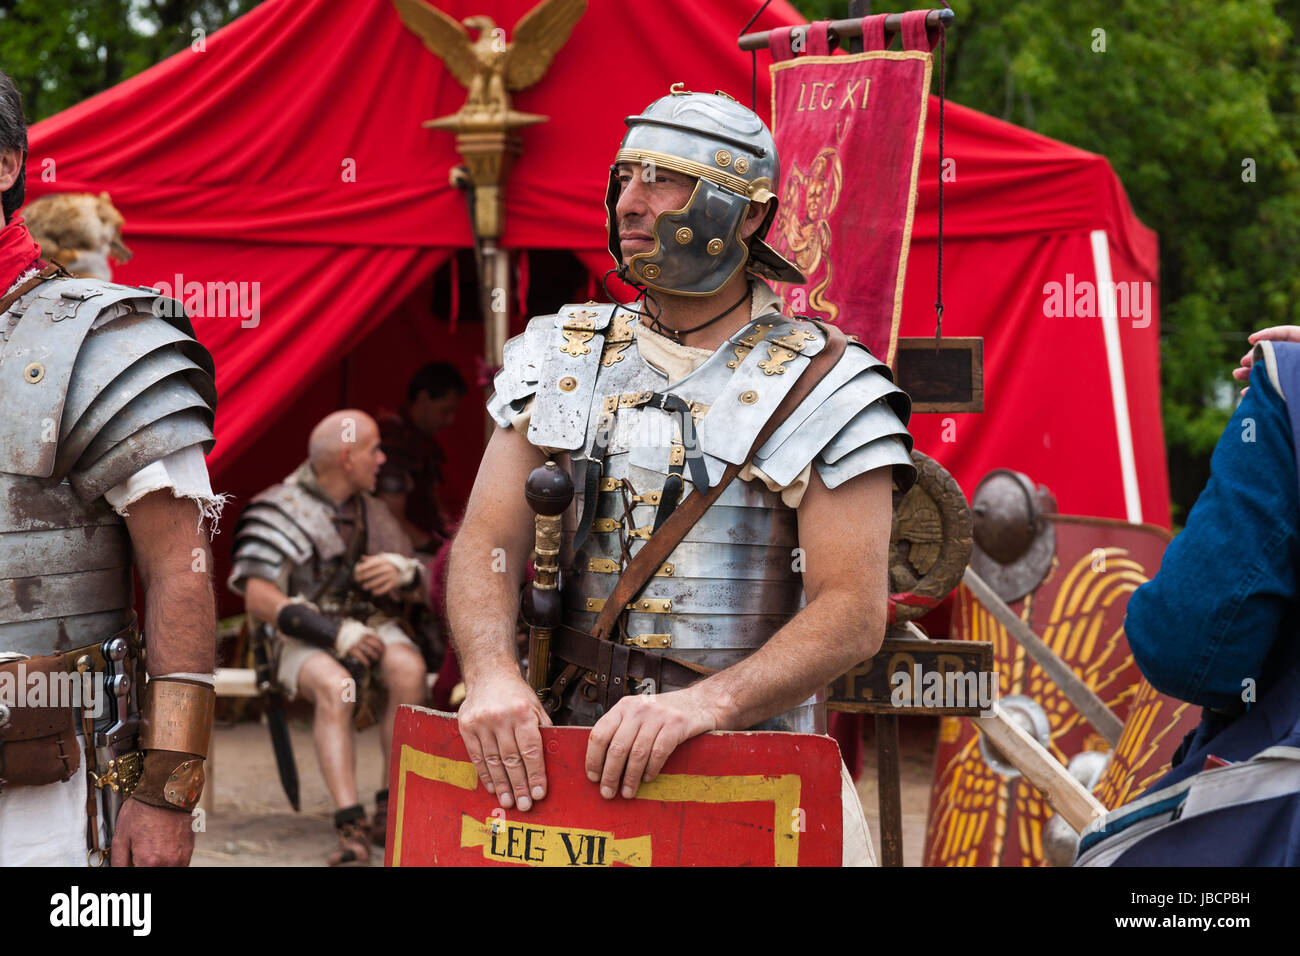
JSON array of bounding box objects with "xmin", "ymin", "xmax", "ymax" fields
[{"xmin": 228, "ymin": 410, "xmax": 429, "ymax": 865}]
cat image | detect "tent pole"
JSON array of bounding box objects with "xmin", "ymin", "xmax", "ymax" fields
[{"xmin": 481, "ymin": 239, "xmax": 511, "ymax": 443}]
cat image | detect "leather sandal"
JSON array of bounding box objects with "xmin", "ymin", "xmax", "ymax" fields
[{"xmin": 328, "ymin": 804, "xmax": 371, "ymax": 866}]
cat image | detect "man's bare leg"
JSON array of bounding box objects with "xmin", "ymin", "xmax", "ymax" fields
[
  {"xmin": 379, "ymin": 642, "xmax": 428, "ymax": 782},
  {"xmin": 297, "ymin": 653, "xmax": 359, "ymax": 808}
]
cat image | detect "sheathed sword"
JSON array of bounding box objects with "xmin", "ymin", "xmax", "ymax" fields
[
  {"xmin": 252, "ymin": 620, "xmax": 300, "ymax": 811},
  {"xmin": 523, "ymin": 461, "xmax": 574, "ymax": 710}
]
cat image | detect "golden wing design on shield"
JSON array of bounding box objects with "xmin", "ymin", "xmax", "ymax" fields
[{"xmin": 926, "ymin": 547, "xmax": 1151, "ymax": 866}]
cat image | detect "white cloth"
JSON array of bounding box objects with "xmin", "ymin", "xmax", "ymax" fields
[
  {"xmin": 275, "ymin": 619, "xmax": 416, "ymax": 699},
  {"xmin": 0, "ymin": 760, "xmax": 105, "ymax": 866},
  {"xmin": 841, "ymin": 761, "xmax": 878, "ymax": 867},
  {"xmin": 103, "ymin": 444, "xmax": 226, "ymax": 533}
]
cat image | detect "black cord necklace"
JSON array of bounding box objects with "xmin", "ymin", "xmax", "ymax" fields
[
  {"xmin": 646, "ymin": 283, "xmax": 751, "ymax": 344},
  {"xmin": 604, "ymin": 268, "xmax": 752, "ymax": 344}
]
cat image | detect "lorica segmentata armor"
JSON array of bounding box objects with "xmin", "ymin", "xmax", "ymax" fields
[
  {"xmin": 0, "ymin": 276, "xmax": 216, "ymax": 658},
  {"xmin": 488, "ymin": 299, "xmax": 915, "ymax": 731}
]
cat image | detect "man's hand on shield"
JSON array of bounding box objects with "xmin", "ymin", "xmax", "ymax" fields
[
  {"xmin": 585, "ymin": 687, "xmax": 717, "ymax": 800},
  {"xmin": 457, "ymin": 671, "xmax": 552, "ymax": 811}
]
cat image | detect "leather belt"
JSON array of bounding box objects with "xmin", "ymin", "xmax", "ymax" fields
[
  {"xmin": 58, "ymin": 615, "xmax": 141, "ymax": 675},
  {"xmin": 550, "ymin": 625, "xmax": 713, "ymax": 711}
]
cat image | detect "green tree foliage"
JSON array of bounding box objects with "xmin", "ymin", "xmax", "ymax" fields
[
  {"xmin": 792, "ymin": 0, "xmax": 1300, "ymax": 518},
  {"xmin": 0, "ymin": 0, "xmax": 264, "ymax": 121}
]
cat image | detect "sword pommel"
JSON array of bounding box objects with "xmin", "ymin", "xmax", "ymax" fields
[{"xmin": 525, "ymin": 460, "xmax": 574, "ymax": 517}]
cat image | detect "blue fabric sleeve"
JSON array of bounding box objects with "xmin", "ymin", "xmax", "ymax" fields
[{"xmin": 1125, "ymin": 359, "xmax": 1300, "ymax": 709}]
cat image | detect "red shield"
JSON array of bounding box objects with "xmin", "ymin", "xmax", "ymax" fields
[{"xmin": 386, "ymin": 707, "xmax": 843, "ymax": 867}]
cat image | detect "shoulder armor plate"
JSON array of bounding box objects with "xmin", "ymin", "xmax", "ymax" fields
[
  {"xmin": 527, "ymin": 303, "xmax": 619, "ymax": 450},
  {"xmin": 245, "ymin": 482, "xmax": 345, "ymax": 562},
  {"xmin": 0, "ymin": 277, "xmax": 216, "ymax": 495},
  {"xmin": 695, "ymin": 317, "xmax": 826, "ymax": 465}
]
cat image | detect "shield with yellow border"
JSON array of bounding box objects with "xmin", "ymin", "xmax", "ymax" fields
[
  {"xmin": 923, "ymin": 515, "xmax": 1180, "ymax": 866},
  {"xmin": 387, "ymin": 707, "xmax": 843, "ymax": 867}
]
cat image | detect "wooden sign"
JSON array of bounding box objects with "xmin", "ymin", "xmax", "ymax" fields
[
  {"xmin": 893, "ymin": 336, "xmax": 983, "ymax": 413},
  {"xmin": 827, "ymin": 637, "xmax": 995, "ymax": 716},
  {"xmin": 386, "ymin": 707, "xmax": 843, "ymax": 867}
]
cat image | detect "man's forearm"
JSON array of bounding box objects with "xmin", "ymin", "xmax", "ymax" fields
[
  {"xmin": 142, "ymin": 561, "xmax": 217, "ymax": 678},
  {"xmin": 689, "ymin": 591, "xmax": 881, "ymax": 730},
  {"xmin": 446, "ymin": 526, "xmax": 525, "ymax": 685}
]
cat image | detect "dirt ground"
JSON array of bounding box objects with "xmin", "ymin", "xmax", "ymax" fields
[{"xmin": 192, "ymin": 714, "xmax": 938, "ymax": 867}]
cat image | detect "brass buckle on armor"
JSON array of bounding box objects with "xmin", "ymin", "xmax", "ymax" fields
[
  {"xmin": 591, "ymin": 518, "xmax": 653, "ymax": 539},
  {"xmin": 758, "ymin": 342, "xmax": 799, "ymax": 376},
  {"xmin": 90, "ymin": 750, "xmax": 143, "ymax": 796},
  {"xmin": 600, "ymin": 312, "xmax": 634, "ymax": 367},
  {"xmin": 587, "ymin": 558, "xmax": 674, "ymax": 576}
]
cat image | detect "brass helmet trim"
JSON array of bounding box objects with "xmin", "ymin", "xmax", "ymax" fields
[{"xmin": 615, "ymin": 148, "xmax": 775, "ymax": 204}]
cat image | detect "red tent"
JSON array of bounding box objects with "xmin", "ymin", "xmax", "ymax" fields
[{"xmin": 26, "ymin": 0, "xmax": 1167, "ymax": 613}]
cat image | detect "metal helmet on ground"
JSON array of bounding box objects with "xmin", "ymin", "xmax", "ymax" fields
[
  {"xmin": 968, "ymin": 468, "xmax": 1058, "ymax": 604},
  {"xmin": 606, "ymin": 84, "xmax": 805, "ymax": 296}
]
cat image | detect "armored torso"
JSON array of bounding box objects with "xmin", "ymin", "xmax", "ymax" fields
[
  {"xmin": 0, "ymin": 276, "xmax": 216, "ymax": 657},
  {"xmin": 228, "ymin": 463, "xmax": 416, "ymax": 617},
  {"xmin": 489, "ymin": 293, "xmax": 915, "ymax": 731}
]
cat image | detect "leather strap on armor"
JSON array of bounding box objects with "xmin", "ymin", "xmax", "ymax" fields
[
  {"xmin": 550, "ymin": 625, "xmax": 714, "ymax": 710},
  {"xmin": 0, "ymin": 261, "xmax": 60, "ymax": 315}
]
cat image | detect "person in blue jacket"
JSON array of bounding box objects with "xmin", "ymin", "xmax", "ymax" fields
[{"xmin": 1124, "ymin": 326, "xmax": 1300, "ymax": 789}]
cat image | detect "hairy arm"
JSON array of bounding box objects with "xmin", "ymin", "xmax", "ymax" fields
[
  {"xmin": 446, "ymin": 424, "xmax": 552, "ymax": 810},
  {"xmin": 586, "ymin": 466, "xmax": 893, "ymax": 798},
  {"xmin": 696, "ymin": 466, "xmax": 891, "ymax": 726},
  {"xmin": 114, "ymin": 489, "xmax": 216, "ymax": 866},
  {"xmin": 127, "ymin": 490, "xmax": 216, "ymax": 676}
]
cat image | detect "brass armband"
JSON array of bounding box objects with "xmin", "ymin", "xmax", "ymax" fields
[
  {"xmin": 130, "ymin": 680, "xmax": 215, "ymax": 813},
  {"xmin": 140, "ymin": 679, "xmax": 215, "ymax": 757}
]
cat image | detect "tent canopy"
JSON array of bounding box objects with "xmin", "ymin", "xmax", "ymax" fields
[{"xmin": 27, "ymin": 0, "xmax": 1167, "ymax": 550}]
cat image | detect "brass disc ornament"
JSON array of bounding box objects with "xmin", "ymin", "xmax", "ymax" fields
[{"xmin": 888, "ymin": 450, "xmax": 973, "ymax": 622}]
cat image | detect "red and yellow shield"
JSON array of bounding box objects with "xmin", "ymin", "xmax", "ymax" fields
[
  {"xmin": 387, "ymin": 707, "xmax": 844, "ymax": 867},
  {"xmin": 923, "ymin": 515, "xmax": 1194, "ymax": 866}
]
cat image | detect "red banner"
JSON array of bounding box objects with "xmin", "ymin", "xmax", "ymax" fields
[
  {"xmin": 766, "ymin": 14, "xmax": 937, "ymax": 365},
  {"xmin": 386, "ymin": 707, "xmax": 842, "ymax": 867}
]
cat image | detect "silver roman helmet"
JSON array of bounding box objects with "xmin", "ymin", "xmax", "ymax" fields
[{"xmin": 606, "ymin": 84, "xmax": 806, "ymax": 296}]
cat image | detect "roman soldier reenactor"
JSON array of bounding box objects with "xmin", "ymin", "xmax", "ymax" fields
[{"xmin": 446, "ymin": 87, "xmax": 915, "ymax": 865}]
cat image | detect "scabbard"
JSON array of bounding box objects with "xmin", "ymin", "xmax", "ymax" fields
[{"xmin": 523, "ymin": 511, "xmax": 565, "ymax": 697}]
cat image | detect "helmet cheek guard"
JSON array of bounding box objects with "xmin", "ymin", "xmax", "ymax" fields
[{"xmin": 624, "ymin": 179, "xmax": 749, "ymax": 296}]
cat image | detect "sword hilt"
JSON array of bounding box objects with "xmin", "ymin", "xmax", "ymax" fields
[{"xmin": 523, "ymin": 461, "xmax": 573, "ymax": 695}]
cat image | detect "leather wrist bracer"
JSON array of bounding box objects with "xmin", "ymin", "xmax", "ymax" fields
[
  {"xmin": 130, "ymin": 679, "xmax": 215, "ymax": 813},
  {"xmin": 277, "ymin": 601, "xmax": 340, "ymax": 651}
]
